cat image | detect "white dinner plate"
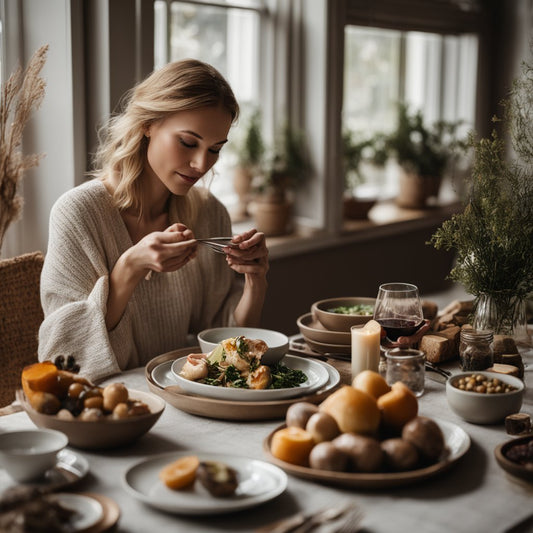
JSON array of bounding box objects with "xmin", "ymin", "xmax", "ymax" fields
[
  {"xmin": 49, "ymin": 493, "xmax": 103, "ymax": 531},
  {"xmin": 169, "ymin": 354, "xmax": 330, "ymax": 401},
  {"xmin": 122, "ymin": 451, "xmax": 287, "ymax": 515}
]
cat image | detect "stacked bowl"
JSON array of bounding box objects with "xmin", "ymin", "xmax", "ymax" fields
[{"xmin": 297, "ymin": 297, "xmax": 376, "ymax": 355}]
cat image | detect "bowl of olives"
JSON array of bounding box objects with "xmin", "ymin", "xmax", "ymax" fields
[{"xmin": 446, "ymin": 371, "xmax": 524, "ymax": 425}]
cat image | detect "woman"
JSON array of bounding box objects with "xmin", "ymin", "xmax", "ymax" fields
[{"xmin": 38, "ymin": 59, "xmax": 269, "ymax": 382}]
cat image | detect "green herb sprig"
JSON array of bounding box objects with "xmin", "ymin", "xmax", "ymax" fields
[{"xmin": 430, "ymin": 61, "xmax": 533, "ymax": 302}]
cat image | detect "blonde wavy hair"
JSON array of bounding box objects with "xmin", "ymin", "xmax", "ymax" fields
[{"xmin": 92, "ymin": 59, "xmax": 239, "ymax": 226}]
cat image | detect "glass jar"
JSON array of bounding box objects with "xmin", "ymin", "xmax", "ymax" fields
[
  {"xmin": 459, "ymin": 330, "xmax": 494, "ymax": 371},
  {"xmin": 384, "ymin": 348, "xmax": 425, "ymax": 397}
]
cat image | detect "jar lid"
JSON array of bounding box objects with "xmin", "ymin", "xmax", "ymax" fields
[{"xmin": 460, "ymin": 329, "xmax": 494, "ymax": 342}]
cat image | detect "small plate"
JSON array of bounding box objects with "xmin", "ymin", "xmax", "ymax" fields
[
  {"xmin": 297, "ymin": 313, "xmax": 352, "ymax": 345},
  {"xmin": 494, "ymin": 433, "xmax": 533, "ymax": 483},
  {"xmin": 170, "ymin": 355, "xmax": 330, "ymax": 401},
  {"xmin": 50, "ymin": 493, "xmax": 103, "ymax": 531},
  {"xmin": 264, "ymin": 418, "xmax": 470, "ymax": 488},
  {"xmin": 0, "ymin": 448, "xmax": 89, "ymax": 492},
  {"xmin": 122, "ymin": 451, "xmax": 287, "ymax": 515},
  {"xmin": 301, "ymin": 336, "xmax": 351, "ymax": 357}
]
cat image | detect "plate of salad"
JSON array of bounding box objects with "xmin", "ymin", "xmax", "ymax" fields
[{"xmin": 170, "ymin": 355, "xmax": 330, "ymax": 402}]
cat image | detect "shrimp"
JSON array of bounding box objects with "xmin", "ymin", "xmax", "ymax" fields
[
  {"xmin": 246, "ymin": 365, "xmax": 272, "ymax": 390},
  {"xmin": 221, "ymin": 336, "xmax": 269, "ymax": 373},
  {"xmin": 180, "ymin": 353, "xmax": 208, "ymax": 381}
]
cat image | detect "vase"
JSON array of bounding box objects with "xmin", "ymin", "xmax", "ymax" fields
[{"xmin": 473, "ymin": 292, "xmax": 530, "ymax": 346}]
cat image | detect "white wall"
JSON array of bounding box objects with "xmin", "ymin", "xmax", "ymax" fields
[{"xmin": 2, "ymin": 0, "xmax": 84, "ymax": 258}]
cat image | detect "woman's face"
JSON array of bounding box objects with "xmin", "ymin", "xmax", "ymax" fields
[{"xmin": 145, "ymin": 106, "xmax": 232, "ymax": 196}]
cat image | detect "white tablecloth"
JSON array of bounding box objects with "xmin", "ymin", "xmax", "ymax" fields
[{"xmin": 1, "ymin": 349, "xmax": 532, "ymax": 533}]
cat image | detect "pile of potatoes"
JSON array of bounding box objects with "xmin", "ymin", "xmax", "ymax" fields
[
  {"xmin": 21, "ymin": 361, "xmax": 150, "ymax": 421},
  {"xmin": 270, "ymin": 370, "xmax": 445, "ymax": 473}
]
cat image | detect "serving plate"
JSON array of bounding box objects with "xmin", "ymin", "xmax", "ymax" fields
[
  {"xmin": 145, "ymin": 348, "xmax": 341, "ymax": 421},
  {"xmin": 0, "ymin": 448, "xmax": 89, "ymax": 492},
  {"xmin": 494, "ymin": 433, "xmax": 533, "ymax": 483},
  {"xmin": 122, "ymin": 451, "xmax": 287, "ymax": 515},
  {"xmin": 263, "ymin": 418, "xmax": 470, "ymax": 488},
  {"xmin": 297, "ymin": 313, "xmax": 352, "ymax": 345},
  {"xmin": 170, "ymin": 354, "xmax": 329, "ymax": 401}
]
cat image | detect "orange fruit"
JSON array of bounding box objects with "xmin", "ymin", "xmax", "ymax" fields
[
  {"xmin": 270, "ymin": 427, "xmax": 314, "ymax": 466},
  {"xmin": 159, "ymin": 455, "xmax": 200, "ymax": 490}
]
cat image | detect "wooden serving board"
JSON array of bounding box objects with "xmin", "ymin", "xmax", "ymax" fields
[{"xmin": 145, "ymin": 347, "xmax": 342, "ymax": 421}]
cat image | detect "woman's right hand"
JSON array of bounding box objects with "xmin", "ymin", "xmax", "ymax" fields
[{"xmin": 127, "ymin": 222, "xmax": 198, "ymax": 278}]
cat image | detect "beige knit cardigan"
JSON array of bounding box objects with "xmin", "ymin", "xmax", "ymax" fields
[{"xmin": 38, "ymin": 180, "xmax": 242, "ymax": 383}]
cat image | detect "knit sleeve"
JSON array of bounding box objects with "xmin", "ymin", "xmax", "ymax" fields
[{"xmin": 38, "ymin": 188, "xmax": 135, "ymax": 383}]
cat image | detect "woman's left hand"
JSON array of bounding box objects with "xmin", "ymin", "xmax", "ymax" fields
[
  {"xmin": 381, "ymin": 319, "xmax": 431, "ymax": 348},
  {"xmin": 224, "ymin": 229, "xmax": 269, "ymax": 277}
]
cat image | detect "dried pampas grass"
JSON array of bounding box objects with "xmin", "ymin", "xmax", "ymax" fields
[{"xmin": 0, "ymin": 44, "xmax": 48, "ymax": 252}]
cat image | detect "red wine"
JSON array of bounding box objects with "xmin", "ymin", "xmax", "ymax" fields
[{"xmin": 376, "ymin": 318, "xmax": 423, "ymax": 341}]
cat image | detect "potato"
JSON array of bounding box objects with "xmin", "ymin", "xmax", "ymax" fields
[
  {"xmin": 103, "ymin": 383, "xmax": 129, "ymax": 412},
  {"xmin": 305, "ymin": 412, "xmax": 340, "ymax": 443},
  {"xmin": 402, "ymin": 416, "xmax": 445, "ymax": 462},
  {"xmin": 197, "ymin": 461, "xmax": 239, "ymax": 497},
  {"xmin": 285, "ymin": 402, "xmax": 319, "ymax": 429},
  {"xmin": 309, "ymin": 442, "xmax": 348, "ymax": 472},
  {"xmin": 28, "ymin": 391, "xmax": 61, "ymax": 415},
  {"xmin": 381, "ymin": 438, "xmax": 419, "ymax": 471},
  {"xmin": 79, "ymin": 407, "xmax": 104, "ymax": 421},
  {"xmin": 332, "ymin": 433, "xmax": 383, "ymax": 473}
]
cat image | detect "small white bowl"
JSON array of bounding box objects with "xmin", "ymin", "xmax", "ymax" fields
[
  {"xmin": 0, "ymin": 428, "xmax": 68, "ymax": 482},
  {"xmin": 197, "ymin": 327, "xmax": 289, "ymax": 366},
  {"xmin": 446, "ymin": 371, "xmax": 524, "ymax": 425}
]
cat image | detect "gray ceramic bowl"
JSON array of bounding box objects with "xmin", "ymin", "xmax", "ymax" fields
[
  {"xmin": 311, "ymin": 297, "xmax": 375, "ymax": 332},
  {"xmin": 446, "ymin": 371, "xmax": 524, "ymax": 424},
  {"xmin": 17, "ymin": 389, "xmax": 165, "ymax": 450},
  {"xmin": 197, "ymin": 327, "xmax": 289, "ymax": 366},
  {"xmin": 0, "ymin": 428, "xmax": 68, "ymax": 482}
]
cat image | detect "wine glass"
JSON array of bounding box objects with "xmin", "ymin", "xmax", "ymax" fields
[{"xmin": 374, "ymin": 283, "xmax": 424, "ymax": 343}]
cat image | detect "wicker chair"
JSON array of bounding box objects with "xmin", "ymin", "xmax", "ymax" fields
[{"xmin": 0, "ymin": 251, "xmax": 45, "ymax": 407}]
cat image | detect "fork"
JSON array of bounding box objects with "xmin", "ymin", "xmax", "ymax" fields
[
  {"xmin": 256, "ymin": 502, "xmax": 357, "ymax": 533},
  {"xmin": 332, "ymin": 505, "xmax": 365, "ymax": 533},
  {"xmin": 196, "ymin": 237, "xmax": 238, "ymax": 254}
]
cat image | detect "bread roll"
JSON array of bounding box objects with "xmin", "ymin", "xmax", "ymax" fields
[{"xmin": 319, "ymin": 386, "xmax": 380, "ymax": 435}]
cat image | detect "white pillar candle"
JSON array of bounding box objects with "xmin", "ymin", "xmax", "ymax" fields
[{"xmin": 351, "ymin": 319, "xmax": 382, "ymax": 379}]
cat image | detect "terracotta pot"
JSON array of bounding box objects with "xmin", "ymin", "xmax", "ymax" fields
[
  {"xmin": 251, "ymin": 198, "xmax": 292, "ymax": 236},
  {"xmin": 233, "ymin": 166, "xmax": 254, "ymax": 219},
  {"xmin": 396, "ymin": 169, "xmax": 439, "ymax": 209},
  {"xmin": 343, "ymin": 197, "xmax": 377, "ymax": 220}
]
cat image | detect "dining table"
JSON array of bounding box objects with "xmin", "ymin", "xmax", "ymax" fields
[{"xmin": 1, "ymin": 340, "xmax": 532, "ymax": 533}]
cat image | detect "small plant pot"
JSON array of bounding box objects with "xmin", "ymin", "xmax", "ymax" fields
[
  {"xmin": 343, "ymin": 197, "xmax": 377, "ymax": 220},
  {"xmin": 396, "ymin": 170, "xmax": 429, "ymax": 209},
  {"xmin": 251, "ymin": 198, "xmax": 292, "ymax": 236}
]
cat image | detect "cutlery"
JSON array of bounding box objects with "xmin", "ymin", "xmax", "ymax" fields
[
  {"xmin": 255, "ymin": 502, "xmax": 358, "ymax": 533},
  {"xmin": 424, "ymin": 362, "xmax": 452, "ymax": 380},
  {"xmin": 196, "ymin": 237, "xmax": 239, "ymax": 254}
]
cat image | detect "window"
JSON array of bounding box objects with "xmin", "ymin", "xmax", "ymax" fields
[
  {"xmin": 154, "ymin": 0, "xmax": 265, "ymax": 211},
  {"xmin": 343, "ymin": 26, "xmax": 478, "ymax": 199}
]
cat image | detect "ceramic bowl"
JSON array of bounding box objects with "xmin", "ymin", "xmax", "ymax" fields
[
  {"xmin": 0, "ymin": 428, "xmax": 68, "ymax": 482},
  {"xmin": 494, "ymin": 433, "xmax": 533, "ymax": 483},
  {"xmin": 296, "ymin": 313, "xmax": 352, "ymax": 345},
  {"xmin": 311, "ymin": 297, "xmax": 375, "ymax": 332},
  {"xmin": 17, "ymin": 388, "xmax": 165, "ymax": 450},
  {"xmin": 445, "ymin": 371, "xmax": 524, "ymax": 424},
  {"xmin": 197, "ymin": 327, "xmax": 289, "ymax": 366}
]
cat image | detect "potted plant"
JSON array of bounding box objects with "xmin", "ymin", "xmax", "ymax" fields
[
  {"xmin": 251, "ymin": 123, "xmax": 310, "ymax": 236},
  {"xmin": 386, "ymin": 103, "xmax": 465, "ymax": 208},
  {"xmin": 342, "ymin": 130, "xmax": 387, "ymax": 219},
  {"xmin": 231, "ymin": 109, "xmax": 265, "ymax": 220},
  {"xmin": 430, "ymin": 62, "xmax": 533, "ymax": 346}
]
